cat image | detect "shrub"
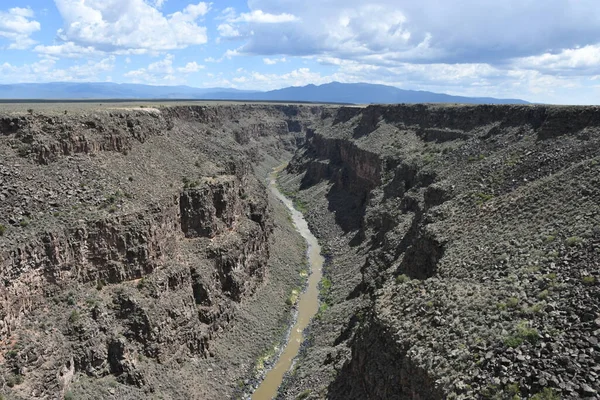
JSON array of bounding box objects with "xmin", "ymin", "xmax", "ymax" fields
[
  {"xmin": 474, "ymin": 192, "xmax": 494, "ymax": 204},
  {"xmin": 506, "ymin": 297, "xmax": 519, "ymax": 308},
  {"xmin": 68, "ymin": 310, "xmax": 81, "ymax": 324},
  {"xmin": 504, "ymin": 336, "xmax": 523, "ymax": 348},
  {"xmin": 504, "ymin": 321, "xmax": 539, "ymax": 348},
  {"xmin": 565, "ymin": 236, "xmax": 583, "ymax": 247},
  {"xmin": 582, "ymin": 275, "xmax": 596, "ymax": 285},
  {"xmin": 530, "ymin": 388, "xmax": 561, "ymax": 400},
  {"xmin": 296, "ymin": 390, "xmax": 311, "ymax": 400},
  {"xmin": 6, "ymin": 374, "xmax": 24, "ymax": 387},
  {"xmin": 395, "ymin": 274, "xmax": 411, "ymax": 284},
  {"xmin": 0, "ymin": 224, "xmax": 6, "ymax": 236},
  {"xmin": 537, "ymin": 289, "xmax": 549, "ymax": 300},
  {"xmin": 6, "ymin": 349, "xmax": 18, "ymax": 359},
  {"xmin": 19, "ymin": 219, "xmax": 30, "ymax": 227},
  {"xmin": 64, "ymin": 391, "xmax": 75, "ymax": 400},
  {"xmin": 544, "ymin": 235, "xmax": 556, "ymax": 243}
]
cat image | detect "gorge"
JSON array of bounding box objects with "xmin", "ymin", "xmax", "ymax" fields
[{"xmin": 1, "ymin": 103, "xmax": 599, "ymax": 399}]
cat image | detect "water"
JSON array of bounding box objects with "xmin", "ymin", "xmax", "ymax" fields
[{"xmin": 251, "ymin": 166, "xmax": 325, "ymax": 400}]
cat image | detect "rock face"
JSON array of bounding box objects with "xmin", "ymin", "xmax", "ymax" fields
[
  {"xmin": 0, "ymin": 104, "xmax": 318, "ymax": 399},
  {"xmin": 2, "ymin": 103, "xmax": 600, "ymax": 400},
  {"xmin": 278, "ymin": 104, "xmax": 600, "ymax": 400}
]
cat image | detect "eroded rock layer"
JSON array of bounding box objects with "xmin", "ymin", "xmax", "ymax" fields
[{"xmin": 2, "ymin": 103, "xmax": 600, "ymax": 400}]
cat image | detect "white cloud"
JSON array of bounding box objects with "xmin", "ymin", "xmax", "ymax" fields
[
  {"xmin": 516, "ymin": 45, "xmax": 600, "ymax": 76},
  {"xmin": 178, "ymin": 61, "xmax": 204, "ymax": 73},
  {"xmin": 263, "ymin": 57, "xmax": 287, "ymax": 65},
  {"xmin": 52, "ymin": 0, "xmax": 210, "ymax": 54},
  {"xmin": 34, "ymin": 42, "xmax": 101, "ymax": 58},
  {"xmin": 231, "ymin": 10, "xmax": 298, "ymax": 24},
  {"xmin": 218, "ymin": 24, "xmax": 242, "ymax": 38},
  {"xmin": 123, "ymin": 55, "xmax": 204, "ymax": 83},
  {"xmin": 0, "ymin": 7, "xmax": 41, "ymax": 49},
  {"xmin": 153, "ymin": 0, "xmax": 167, "ymax": 9},
  {"xmin": 203, "ymin": 49, "xmax": 240, "ymax": 63},
  {"xmin": 0, "ymin": 57, "xmax": 115, "ymax": 83},
  {"xmin": 232, "ymin": 0, "xmax": 600, "ymax": 66}
]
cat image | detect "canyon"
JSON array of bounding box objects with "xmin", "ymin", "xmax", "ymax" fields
[{"xmin": 0, "ymin": 103, "xmax": 599, "ymax": 399}]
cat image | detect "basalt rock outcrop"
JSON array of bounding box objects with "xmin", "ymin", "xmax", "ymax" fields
[
  {"xmin": 2, "ymin": 103, "xmax": 600, "ymax": 400},
  {"xmin": 278, "ymin": 104, "xmax": 600, "ymax": 400},
  {"xmin": 0, "ymin": 104, "xmax": 319, "ymax": 399}
]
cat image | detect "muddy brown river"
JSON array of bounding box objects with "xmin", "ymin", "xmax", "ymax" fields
[{"xmin": 251, "ymin": 167, "xmax": 325, "ymax": 400}]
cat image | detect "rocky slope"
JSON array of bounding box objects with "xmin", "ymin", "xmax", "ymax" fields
[
  {"xmin": 0, "ymin": 104, "xmax": 320, "ymax": 399},
  {"xmin": 2, "ymin": 103, "xmax": 599, "ymax": 400},
  {"xmin": 277, "ymin": 104, "xmax": 600, "ymax": 400}
]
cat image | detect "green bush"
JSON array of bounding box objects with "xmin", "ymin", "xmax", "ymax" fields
[
  {"xmin": 68, "ymin": 310, "xmax": 81, "ymax": 324},
  {"xmin": 506, "ymin": 297, "xmax": 520, "ymax": 308},
  {"xmin": 530, "ymin": 388, "xmax": 561, "ymax": 400},
  {"xmin": 537, "ymin": 290, "xmax": 549, "ymax": 300},
  {"xmin": 296, "ymin": 390, "xmax": 311, "ymax": 400},
  {"xmin": 6, "ymin": 374, "xmax": 24, "ymax": 387},
  {"xmin": 504, "ymin": 321, "xmax": 539, "ymax": 348},
  {"xmin": 0, "ymin": 224, "xmax": 6, "ymax": 236},
  {"xmin": 582, "ymin": 275, "xmax": 596, "ymax": 285},
  {"xmin": 474, "ymin": 192, "xmax": 494, "ymax": 204},
  {"xmin": 565, "ymin": 236, "xmax": 583, "ymax": 247},
  {"xmin": 395, "ymin": 274, "xmax": 411, "ymax": 284}
]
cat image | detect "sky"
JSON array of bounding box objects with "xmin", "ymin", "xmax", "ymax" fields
[{"xmin": 1, "ymin": 0, "xmax": 600, "ymax": 104}]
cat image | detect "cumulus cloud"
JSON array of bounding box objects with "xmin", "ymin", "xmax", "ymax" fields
[
  {"xmin": 0, "ymin": 56, "xmax": 115, "ymax": 83},
  {"xmin": 216, "ymin": 7, "xmax": 299, "ymax": 40},
  {"xmin": 35, "ymin": 42, "xmax": 101, "ymax": 58},
  {"xmin": 516, "ymin": 45, "xmax": 600, "ymax": 76},
  {"xmin": 231, "ymin": 10, "xmax": 298, "ymax": 24},
  {"xmin": 124, "ymin": 54, "xmax": 204, "ymax": 83},
  {"xmin": 52, "ymin": 0, "xmax": 210, "ymax": 54},
  {"xmin": 217, "ymin": 24, "xmax": 242, "ymax": 39},
  {"xmin": 0, "ymin": 7, "xmax": 41, "ymax": 49},
  {"xmin": 232, "ymin": 0, "xmax": 600, "ymax": 67},
  {"xmin": 263, "ymin": 57, "xmax": 287, "ymax": 65},
  {"xmin": 178, "ymin": 61, "xmax": 204, "ymax": 73}
]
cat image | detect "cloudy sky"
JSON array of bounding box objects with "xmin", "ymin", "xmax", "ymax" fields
[{"xmin": 1, "ymin": 0, "xmax": 599, "ymax": 104}]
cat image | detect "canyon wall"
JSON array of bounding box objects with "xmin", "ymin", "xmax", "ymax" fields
[
  {"xmin": 278, "ymin": 104, "xmax": 600, "ymax": 400},
  {"xmin": 2, "ymin": 103, "xmax": 600, "ymax": 399},
  {"xmin": 0, "ymin": 104, "xmax": 319, "ymax": 399}
]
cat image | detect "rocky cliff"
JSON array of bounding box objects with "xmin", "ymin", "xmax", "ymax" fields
[
  {"xmin": 2, "ymin": 103, "xmax": 600, "ymax": 400},
  {"xmin": 0, "ymin": 104, "xmax": 319, "ymax": 399},
  {"xmin": 278, "ymin": 104, "xmax": 600, "ymax": 400}
]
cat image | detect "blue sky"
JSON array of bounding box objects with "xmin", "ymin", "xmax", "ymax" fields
[{"xmin": 1, "ymin": 0, "xmax": 600, "ymax": 104}]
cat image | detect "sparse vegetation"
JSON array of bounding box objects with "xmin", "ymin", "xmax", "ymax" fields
[
  {"xmin": 504, "ymin": 321, "xmax": 540, "ymax": 348},
  {"xmin": 474, "ymin": 192, "xmax": 494, "ymax": 204},
  {"xmin": 69, "ymin": 310, "xmax": 81, "ymax": 324},
  {"xmin": 565, "ymin": 236, "xmax": 583, "ymax": 247},
  {"xmin": 0, "ymin": 224, "xmax": 6, "ymax": 236},
  {"xmin": 582, "ymin": 275, "xmax": 596, "ymax": 285},
  {"xmin": 286, "ymin": 288, "xmax": 300, "ymax": 306},
  {"xmin": 530, "ymin": 388, "xmax": 561, "ymax": 400},
  {"xmin": 296, "ymin": 389, "xmax": 312, "ymax": 399},
  {"xmin": 6, "ymin": 374, "xmax": 24, "ymax": 387},
  {"xmin": 506, "ymin": 297, "xmax": 519, "ymax": 308}
]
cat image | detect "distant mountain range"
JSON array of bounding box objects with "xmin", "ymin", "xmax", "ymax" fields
[{"xmin": 0, "ymin": 82, "xmax": 528, "ymax": 104}]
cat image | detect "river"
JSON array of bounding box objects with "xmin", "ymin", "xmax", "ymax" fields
[{"xmin": 251, "ymin": 166, "xmax": 325, "ymax": 400}]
